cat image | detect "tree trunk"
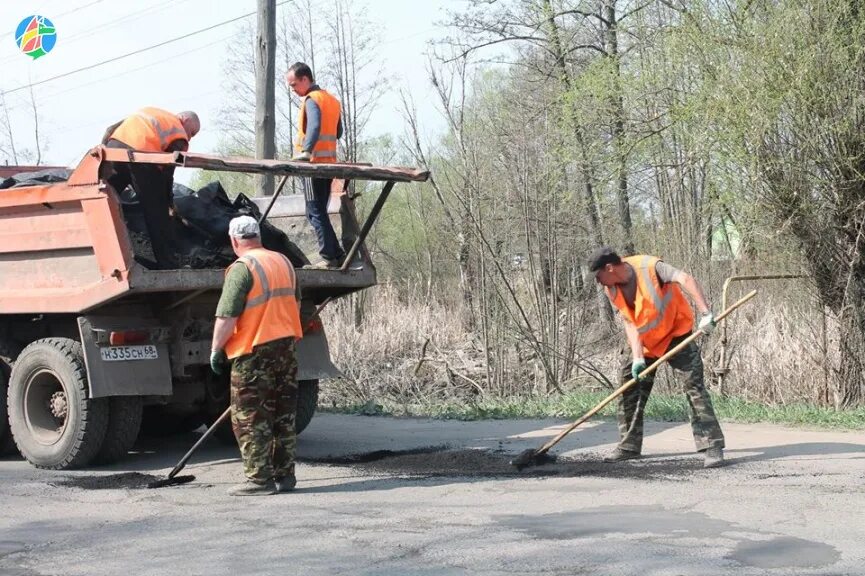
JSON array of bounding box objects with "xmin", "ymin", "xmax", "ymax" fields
[
  {"xmin": 542, "ymin": 0, "xmax": 614, "ymax": 324},
  {"xmin": 603, "ymin": 0, "xmax": 634, "ymax": 254},
  {"xmin": 836, "ymin": 301, "xmax": 865, "ymax": 408}
]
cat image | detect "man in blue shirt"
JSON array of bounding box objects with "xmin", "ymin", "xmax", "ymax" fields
[{"xmin": 286, "ymin": 62, "xmax": 345, "ymax": 268}]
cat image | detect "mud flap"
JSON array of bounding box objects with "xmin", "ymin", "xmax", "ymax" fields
[
  {"xmin": 77, "ymin": 316, "xmax": 172, "ymax": 398},
  {"xmin": 296, "ymin": 326, "xmax": 341, "ymax": 381}
]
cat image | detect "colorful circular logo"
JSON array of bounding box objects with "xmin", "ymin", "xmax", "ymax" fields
[{"xmin": 15, "ymin": 15, "xmax": 57, "ymax": 60}]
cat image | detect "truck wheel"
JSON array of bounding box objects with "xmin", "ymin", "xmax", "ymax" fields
[
  {"xmin": 209, "ymin": 379, "xmax": 318, "ymax": 445},
  {"xmin": 0, "ymin": 377, "xmax": 16, "ymax": 456},
  {"xmin": 8, "ymin": 338, "xmax": 109, "ymax": 470},
  {"xmin": 94, "ymin": 397, "xmax": 143, "ymax": 464},
  {"xmin": 296, "ymin": 379, "xmax": 319, "ymax": 434},
  {"xmin": 0, "ymin": 342, "xmax": 21, "ymax": 456}
]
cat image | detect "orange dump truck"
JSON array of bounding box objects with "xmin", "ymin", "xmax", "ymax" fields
[{"xmin": 0, "ymin": 146, "xmax": 428, "ymax": 469}]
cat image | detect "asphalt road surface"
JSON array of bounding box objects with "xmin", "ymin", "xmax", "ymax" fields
[{"xmin": 2, "ymin": 414, "xmax": 864, "ymax": 576}]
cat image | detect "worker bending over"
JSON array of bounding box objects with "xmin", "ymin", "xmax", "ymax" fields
[
  {"xmin": 589, "ymin": 246, "xmax": 726, "ymax": 468},
  {"xmin": 102, "ymin": 107, "xmax": 200, "ymax": 269}
]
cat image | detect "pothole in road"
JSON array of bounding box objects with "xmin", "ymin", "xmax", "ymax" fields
[
  {"xmin": 302, "ymin": 447, "xmax": 705, "ymax": 480},
  {"xmin": 50, "ymin": 450, "xmax": 706, "ymax": 489},
  {"xmin": 53, "ymin": 472, "xmax": 162, "ymax": 490}
]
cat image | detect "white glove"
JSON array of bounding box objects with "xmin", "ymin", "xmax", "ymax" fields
[{"xmin": 698, "ymin": 312, "xmax": 716, "ymax": 335}]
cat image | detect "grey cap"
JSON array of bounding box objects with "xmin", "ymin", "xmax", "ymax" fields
[{"xmin": 228, "ymin": 215, "xmax": 260, "ymax": 239}]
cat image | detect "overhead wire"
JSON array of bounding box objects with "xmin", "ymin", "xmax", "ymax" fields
[
  {"xmin": 59, "ymin": 0, "xmax": 190, "ymax": 46},
  {"xmin": 0, "ymin": 0, "xmax": 105, "ymax": 55},
  {"xmin": 0, "ymin": 0, "xmax": 194, "ymax": 66},
  {"xmin": 1, "ymin": 30, "xmax": 243, "ymax": 113},
  {"xmin": 54, "ymin": 85, "xmax": 226, "ymax": 135},
  {"xmin": 53, "ymin": 0, "xmax": 106, "ymax": 20},
  {"xmin": 1, "ymin": 1, "xmax": 291, "ymax": 97}
]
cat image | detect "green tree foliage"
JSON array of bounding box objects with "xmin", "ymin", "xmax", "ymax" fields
[{"xmin": 683, "ymin": 0, "xmax": 865, "ymax": 406}]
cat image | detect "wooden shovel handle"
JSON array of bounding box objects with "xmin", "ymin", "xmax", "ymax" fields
[{"xmin": 534, "ymin": 289, "xmax": 758, "ymax": 456}]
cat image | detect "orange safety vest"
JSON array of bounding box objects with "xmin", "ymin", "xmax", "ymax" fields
[
  {"xmin": 295, "ymin": 89, "xmax": 340, "ymax": 163},
  {"xmin": 224, "ymin": 248, "xmax": 303, "ymax": 359},
  {"xmin": 605, "ymin": 255, "xmax": 694, "ymax": 358},
  {"xmin": 110, "ymin": 107, "xmax": 188, "ymax": 152}
]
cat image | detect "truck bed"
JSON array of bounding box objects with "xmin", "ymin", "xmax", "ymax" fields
[{"xmin": 0, "ymin": 148, "xmax": 429, "ymax": 314}]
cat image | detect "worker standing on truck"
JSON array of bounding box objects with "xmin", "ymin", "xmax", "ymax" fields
[
  {"xmin": 589, "ymin": 246, "xmax": 726, "ymax": 468},
  {"xmin": 210, "ymin": 216, "xmax": 303, "ymax": 496},
  {"xmin": 285, "ymin": 62, "xmax": 346, "ymax": 268},
  {"xmin": 101, "ymin": 108, "xmax": 200, "ymax": 269}
]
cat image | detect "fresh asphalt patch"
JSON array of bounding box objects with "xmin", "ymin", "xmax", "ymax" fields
[
  {"xmin": 301, "ymin": 446, "xmax": 705, "ymax": 480},
  {"xmin": 46, "ymin": 448, "xmax": 711, "ymax": 491}
]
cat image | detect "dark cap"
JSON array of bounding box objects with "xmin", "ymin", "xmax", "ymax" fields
[{"xmin": 587, "ymin": 246, "xmax": 621, "ymax": 272}]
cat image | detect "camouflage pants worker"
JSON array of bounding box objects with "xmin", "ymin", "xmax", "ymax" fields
[
  {"xmin": 230, "ymin": 337, "xmax": 299, "ymax": 483},
  {"xmin": 617, "ymin": 333, "xmax": 725, "ymax": 453}
]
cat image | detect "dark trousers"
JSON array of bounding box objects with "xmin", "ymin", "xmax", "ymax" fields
[
  {"xmin": 303, "ymin": 177, "xmax": 344, "ymax": 262},
  {"xmin": 617, "ymin": 333, "xmax": 725, "ymax": 453},
  {"xmin": 106, "ymin": 139, "xmax": 177, "ymax": 269}
]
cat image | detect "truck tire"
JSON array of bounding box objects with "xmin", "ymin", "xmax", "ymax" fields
[
  {"xmin": 94, "ymin": 397, "xmax": 143, "ymax": 464},
  {"xmin": 0, "ymin": 342, "xmax": 20, "ymax": 456},
  {"xmin": 210, "ymin": 379, "xmax": 318, "ymax": 446},
  {"xmin": 296, "ymin": 379, "xmax": 318, "ymax": 434},
  {"xmin": 0, "ymin": 377, "xmax": 15, "ymax": 456},
  {"xmin": 8, "ymin": 338, "xmax": 109, "ymax": 470}
]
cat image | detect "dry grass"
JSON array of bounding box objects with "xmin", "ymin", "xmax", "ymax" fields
[
  {"xmin": 321, "ymin": 285, "xmax": 484, "ymax": 412},
  {"xmin": 321, "ymin": 282, "xmax": 854, "ymax": 424}
]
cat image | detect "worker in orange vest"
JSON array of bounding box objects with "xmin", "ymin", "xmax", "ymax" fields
[
  {"xmin": 210, "ymin": 215, "xmax": 303, "ymax": 496},
  {"xmin": 102, "ymin": 107, "xmax": 200, "ymax": 269},
  {"xmin": 589, "ymin": 246, "xmax": 726, "ymax": 468},
  {"xmin": 285, "ymin": 62, "xmax": 346, "ymax": 268}
]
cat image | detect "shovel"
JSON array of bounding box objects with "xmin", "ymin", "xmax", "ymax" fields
[
  {"xmin": 147, "ymin": 407, "xmax": 231, "ymax": 488},
  {"xmin": 511, "ymin": 289, "xmax": 758, "ymax": 471}
]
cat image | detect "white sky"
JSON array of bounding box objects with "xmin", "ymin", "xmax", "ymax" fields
[{"xmin": 0, "ymin": 0, "xmax": 454, "ymax": 178}]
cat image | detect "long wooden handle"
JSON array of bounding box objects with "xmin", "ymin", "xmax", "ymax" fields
[{"xmin": 534, "ymin": 289, "xmax": 758, "ymax": 456}]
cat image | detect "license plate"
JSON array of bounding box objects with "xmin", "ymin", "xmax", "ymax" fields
[{"xmin": 100, "ymin": 345, "xmax": 159, "ymax": 362}]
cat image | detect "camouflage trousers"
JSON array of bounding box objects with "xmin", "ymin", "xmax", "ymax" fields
[
  {"xmin": 230, "ymin": 337, "xmax": 298, "ymax": 482},
  {"xmin": 617, "ymin": 333, "xmax": 725, "ymax": 453}
]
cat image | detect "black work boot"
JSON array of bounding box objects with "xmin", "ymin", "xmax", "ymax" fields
[
  {"xmin": 703, "ymin": 447, "xmax": 725, "ymax": 468},
  {"xmin": 228, "ymin": 480, "xmax": 277, "ymax": 496},
  {"xmin": 274, "ymin": 473, "xmax": 297, "ymax": 493},
  {"xmin": 603, "ymin": 448, "xmax": 641, "ymax": 463}
]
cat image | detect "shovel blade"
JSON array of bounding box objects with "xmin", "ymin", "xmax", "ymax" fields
[
  {"xmin": 510, "ymin": 449, "xmax": 557, "ymax": 471},
  {"xmin": 147, "ymin": 474, "xmax": 196, "ymax": 489}
]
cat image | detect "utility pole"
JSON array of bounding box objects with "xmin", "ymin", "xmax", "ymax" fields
[{"xmin": 255, "ymin": 0, "xmax": 276, "ymax": 196}]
